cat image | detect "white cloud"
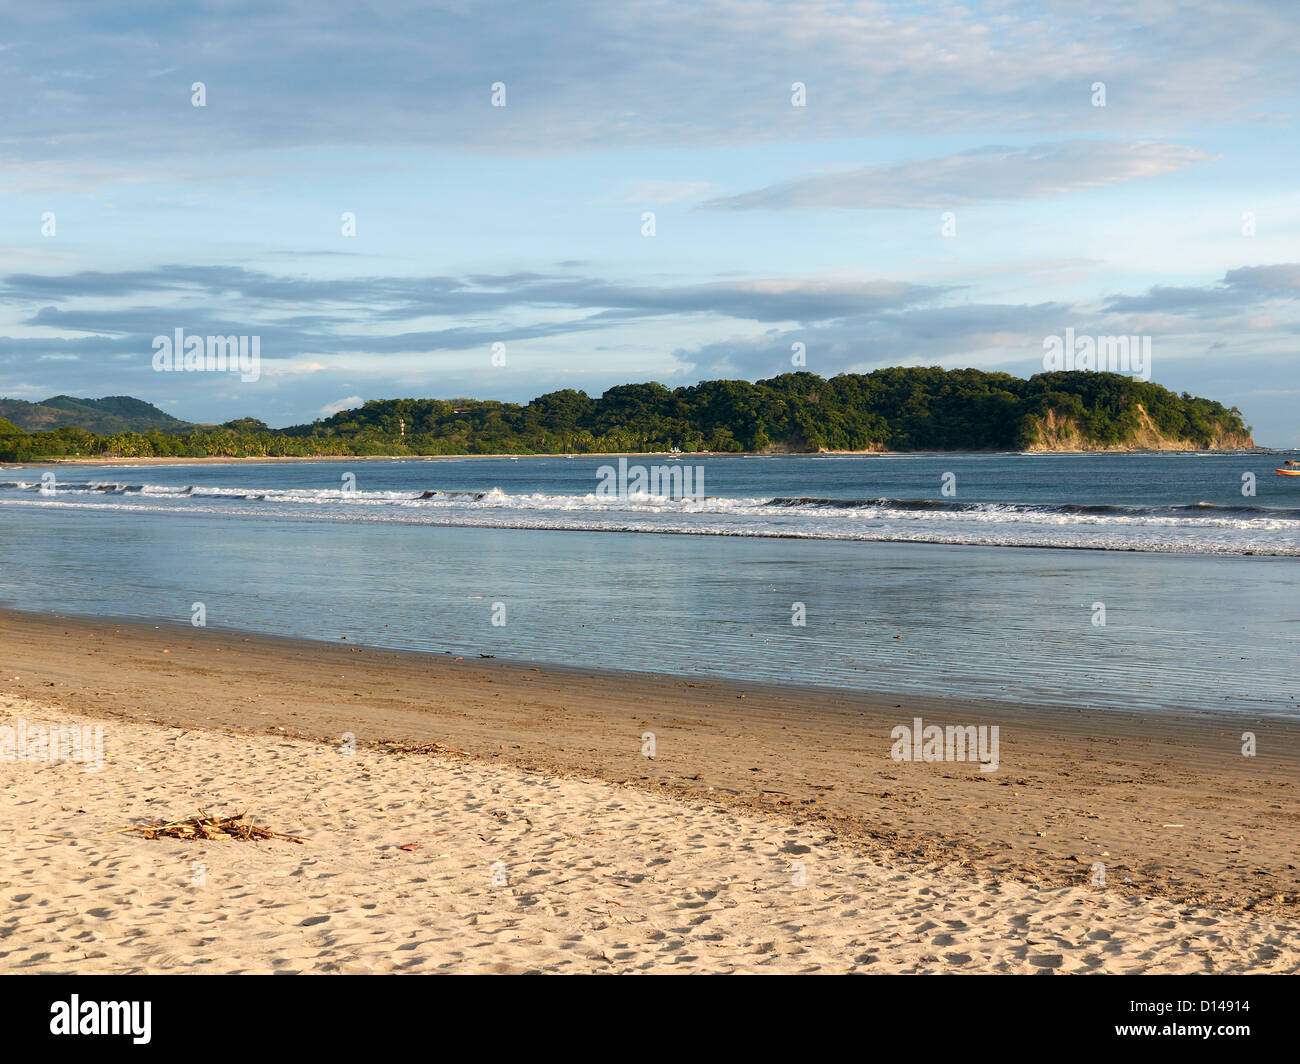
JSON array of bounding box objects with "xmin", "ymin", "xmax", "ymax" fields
[{"xmin": 318, "ymin": 395, "xmax": 363, "ymax": 417}]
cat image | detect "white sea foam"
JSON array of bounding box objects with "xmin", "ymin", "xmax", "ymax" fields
[{"xmin": 3, "ymin": 478, "xmax": 1300, "ymax": 555}]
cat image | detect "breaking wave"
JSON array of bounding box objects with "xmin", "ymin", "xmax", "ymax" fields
[{"xmin": 3, "ymin": 479, "xmax": 1299, "ymax": 555}]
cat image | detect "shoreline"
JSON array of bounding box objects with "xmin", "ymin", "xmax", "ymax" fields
[
  {"xmin": 5, "ymin": 446, "xmax": 1281, "ymax": 467},
  {"xmin": 3, "ymin": 606, "xmax": 1296, "ymax": 914}
]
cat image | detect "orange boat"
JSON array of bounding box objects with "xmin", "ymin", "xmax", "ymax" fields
[{"xmin": 1277, "ymin": 468, "xmax": 1300, "ymax": 476}]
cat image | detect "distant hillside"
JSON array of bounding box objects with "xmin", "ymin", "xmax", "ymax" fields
[
  {"xmin": 0, "ymin": 395, "xmax": 192, "ymax": 435},
  {"xmin": 281, "ymin": 369, "xmax": 1253, "ymax": 455},
  {"xmin": 0, "ymin": 370, "xmax": 1254, "ymax": 460}
]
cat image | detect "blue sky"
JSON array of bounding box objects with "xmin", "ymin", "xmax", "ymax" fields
[{"xmin": 1, "ymin": 0, "xmax": 1298, "ymax": 443}]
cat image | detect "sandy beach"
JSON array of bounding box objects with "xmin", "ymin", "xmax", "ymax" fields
[
  {"xmin": 3, "ymin": 697, "xmax": 1297, "ymax": 974},
  {"xmin": 1, "ymin": 608, "xmax": 1297, "ymax": 973}
]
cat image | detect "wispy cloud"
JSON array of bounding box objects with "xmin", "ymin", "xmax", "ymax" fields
[
  {"xmin": 1, "ymin": 266, "xmax": 952, "ymax": 331},
  {"xmin": 2, "ymin": 1, "xmax": 1297, "ymax": 175},
  {"xmin": 5, "ymin": 260, "xmax": 1297, "ymax": 434},
  {"xmin": 700, "ymin": 142, "xmax": 1213, "ymax": 211}
]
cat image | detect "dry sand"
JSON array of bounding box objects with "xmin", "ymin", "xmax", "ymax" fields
[
  {"xmin": 2, "ymin": 608, "xmax": 1298, "ymax": 973},
  {"xmin": 4, "ymin": 697, "xmax": 1297, "ymax": 974}
]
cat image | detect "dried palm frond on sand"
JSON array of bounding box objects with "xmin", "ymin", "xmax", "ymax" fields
[
  {"xmin": 373, "ymin": 739, "xmax": 456, "ymax": 756},
  {"xmin": 118, "ymin": 809, "xmax": 305, "ymax": 843}
]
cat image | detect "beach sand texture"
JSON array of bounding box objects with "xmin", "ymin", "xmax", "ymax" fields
[
  {"xmin": 3, "ymin": 695, "xmax": 1298, "ymax": 975},
  {"xmin": 4, "ymin": 611, "xmax": 1298, "ymax": 911}
]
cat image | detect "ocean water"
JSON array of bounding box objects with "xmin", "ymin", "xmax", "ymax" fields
[
  {"xmin": 1, "ymin": 453, "xmax": 1298, "ymax": 718},
  {"xmin": 3, "ymin": 451, "xmax": 1299, "ymax": 554}
]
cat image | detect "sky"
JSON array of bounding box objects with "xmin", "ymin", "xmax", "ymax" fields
[{"xmin": 1, "ymin": 0, "xmax": 1298, "ymax": 444}]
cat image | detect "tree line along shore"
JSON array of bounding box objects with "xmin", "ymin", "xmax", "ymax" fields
[{"xmin": 0, "ymin": 368, "xmax": 1252, "ymax": 461}]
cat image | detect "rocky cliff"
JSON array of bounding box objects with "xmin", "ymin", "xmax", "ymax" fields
[{"xmin": 1022, "ymin": 404, "xmax": 1255, "ymax": 452}]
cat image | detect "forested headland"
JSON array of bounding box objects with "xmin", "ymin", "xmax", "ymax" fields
[{"xmin": 0, "ymin": 368, "xmax": 1253, "ymax": 460}]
